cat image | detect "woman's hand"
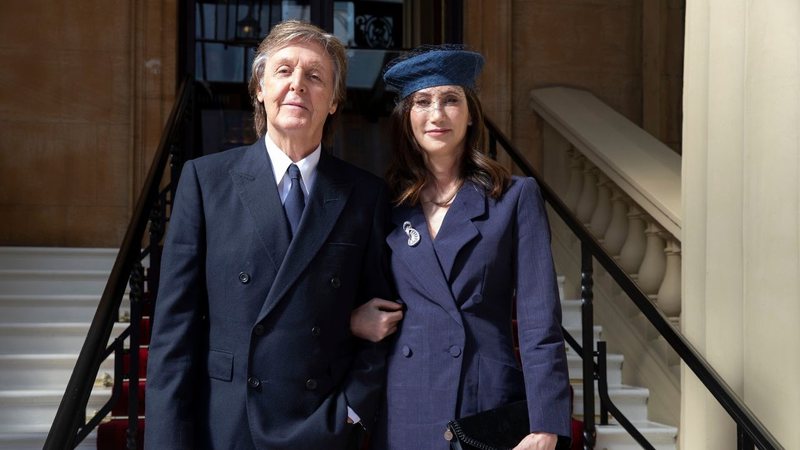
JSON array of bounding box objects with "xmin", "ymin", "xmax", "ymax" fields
[
  {"xmin": 512, "ymin": 432, "xmax": 558, "ymax": 450},
  {"xmin": 350, "ymin": 298, "xmax": 404, "ymax": 342}
]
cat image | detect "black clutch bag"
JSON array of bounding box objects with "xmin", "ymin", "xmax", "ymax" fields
[{"xmin": 444, "ymin": 400, "xmax": 571, "ymax": 450}]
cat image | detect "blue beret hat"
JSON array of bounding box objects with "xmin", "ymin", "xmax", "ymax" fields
[{"xmin": 383, "ymin": 48, "xmax": 485, "ymax": 99}]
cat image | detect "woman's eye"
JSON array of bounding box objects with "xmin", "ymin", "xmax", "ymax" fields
[
  {"xmin": 414, "ymin": 99, "xmax": 431, "ymax": 107},
  {"xmin": 444, "ymin": 97, "xmax": 460, "ymax": 106}
]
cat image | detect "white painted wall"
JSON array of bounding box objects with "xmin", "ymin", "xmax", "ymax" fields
[{"xmin": 682, "ymin": 1, "xmax": 800, "ymax": 448}]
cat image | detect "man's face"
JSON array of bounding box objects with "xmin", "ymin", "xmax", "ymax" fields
[{"xmin": 256, "ymin": 40, "xmax": 338, "ymax": 145}]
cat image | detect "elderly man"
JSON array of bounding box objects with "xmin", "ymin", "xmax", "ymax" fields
[{"xmin": 144, "ymin": 20, "xmax": 393, "ymax": 450}]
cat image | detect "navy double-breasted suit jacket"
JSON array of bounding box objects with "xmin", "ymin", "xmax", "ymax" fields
[
  {"xmin": 144, "ymin": 139, "xmax": 393, "ymax": 450},
  {"xmin": 373, "ymin": 177, "xmax": 571, "ymax": 450}
]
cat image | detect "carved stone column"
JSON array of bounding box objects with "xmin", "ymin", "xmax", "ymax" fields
[
  {"xmin": 603, "ymin": 188, "xmax": 629, "ymax": 256},
  {"xmin": 637, "ymin": 222, "xmax": 667, "ymax": 295},
  {"xmin": 589, "ymin": 173, "xmax": 613, "ymax": 238},
  {"xmin": 657, "ymin": 240, "xmax": 681, "ymax": 317},
  {"xmin": 564, "ymin": 149, "xmax": 584, "ymax": 212},
  {"xmin": 618, "ymin": 205, "xmax": 647, "ymax": 274},
  {"xmin": 576, "ymin": 162, "xmax": 598, "ymax": 224}
]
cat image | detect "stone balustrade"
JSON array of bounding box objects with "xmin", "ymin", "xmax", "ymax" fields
[{"xmin": 532, "ymin": 87, "xmax": 682, "ymax": 321}]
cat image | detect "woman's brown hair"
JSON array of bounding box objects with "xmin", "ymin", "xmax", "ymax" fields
[{"xmin": 385, "ymin": 87, "xmax": 511, "ymax": 206}]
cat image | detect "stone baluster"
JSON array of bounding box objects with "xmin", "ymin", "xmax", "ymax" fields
[
  {"xmin": 564, "ymin": 149, "xmax": 584, "ymax": 212},
  {"xmin": 657, "ymin": 240, "xmax": 682, "ymax": 318},
  {"xmin": 617, "ymin": 205, "xmax": 647, "ymax": 274},
  {"xmin": 637, "ymin": 221, "xmax": 667, "ymax": 295},
  {"xmin": 575, "ymin": 162, "xmax": 598, "ymax": 224},
  {"xmin": 603, "ymin": 188, "xmax": 629, "ymax": 256},
  {"xmin": 589, "ymin": 173, "xmax": 612, "ymax": 238}
]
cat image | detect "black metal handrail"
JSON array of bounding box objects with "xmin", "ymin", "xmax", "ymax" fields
[
  {"xmin": 45, "ymin": 76, "xmax": 194, "ymax": 450},
  {"xmin": 485, "ymin": 117, "xmax": 783, "ymax": 450}
]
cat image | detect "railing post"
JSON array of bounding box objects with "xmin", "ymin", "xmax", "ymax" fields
[
  {"xmin": 580, "ymin": 242, "xmax": 596, "ymax": 450},
  {"xmin": 127, "ymin": 261, "xmax": 144, "ymax": 450},
  {"xmin": 738, "ymin": 424, "xmax": 755, "ymax": 450},
  {"xmin": 597, "ymin": 341, "xmax": 609, "ymax": 426}
]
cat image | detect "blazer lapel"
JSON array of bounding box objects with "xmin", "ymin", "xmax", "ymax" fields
[
  {"xmin": 256, "ymin": 151, "xmax": 352, "ymax": 322},
  {"xmin": 230, "ymin": 139, "xmax": 290, "ymax": 274},
  {"xmin": 432, "ymin": 182, "xmax": 486, "ymax": 282},
  {"xmin": 388, "ymin": 205, "xmax": 464, "ymax": 327}
]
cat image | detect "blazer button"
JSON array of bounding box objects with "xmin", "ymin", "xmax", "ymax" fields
[
  {"xmin": 238, "ymin": 272, "xmax": 251, "ymax": 284},
  {"xmin": 472, "ymin": 293, "xmax": 483, "ymax": 304},
  {"xmin": 311, "ymin": 326, "xmax": 321, "ymax": 337},
  {"xmin": 247, "ymin": 376, "xmax": 261, "ymax": 389},
  {"xmin": 329, "ymin": 276, "xmax": 341, "ymax": 289},
  {"xmin": 449, "ymin": 345, "xmax": 462, "ymax": 358},
  {"xmin": 401, "ymin": 345, "xmax": 412, "ymax": 357},
  {"xmin": 253, "ymin": 324, "xmax": 265, "ymax": 336},
  {"xmin": 305, "ymin": 378, "xmax": 318, "ymax": 391}
]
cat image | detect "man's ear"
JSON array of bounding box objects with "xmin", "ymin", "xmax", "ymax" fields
[{"xmin": 256, "ymin": 87, "xmax": 265, "ymax": 103}]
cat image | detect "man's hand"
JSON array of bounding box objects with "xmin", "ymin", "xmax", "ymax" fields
[
  {"xmin": 350, "ymin": 298, "xmax": 404, "ymax": 342},
  {"xmin": 513, "ymin": 432, "xmax": 558, "ymax": 450}
]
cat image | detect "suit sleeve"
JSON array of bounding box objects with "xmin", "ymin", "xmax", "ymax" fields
[
  {"xmin": 514, "ymin": 177, "xmax": 572, "ymax": 437},
  {"xmin": 144, "ymin": 161, "xmax": 207, "ymax": 449},
  {"xmin": 341, "ymin": 181, "xmax": 394, "ymax": 430}
]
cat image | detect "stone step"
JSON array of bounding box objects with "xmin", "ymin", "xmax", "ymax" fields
[
  {"xmin": 0, "ymin": 270, "xmax": 110, "ymax": 296},
  {"xmin": 0, "ymin": 247, "xmax": 116, "ymax": 271},
  {"xmin": 567, "ymin": 352, "xmax": 624, "ymax": 387},
  {"xmin": 0, "ymin": 388, "xmax": 110, "ymax": 431},
  {"xmin": 0, "ymin": 354, "xmax": 115, "ymax": 390},
  {"xmin": 572, "ymin": 384, "xmax": 650, "ymax": 423},
  {"xmin": 0, "ymin": 427, "xmax": 96, "ymax": 450},
  {"xmin": 0, "ymin": 322, "xmax": 129, "ymax": 354},
  {"xmin": 561, "ymin": 299, "xmax": 582, "ymax": 329},
  {"xmin": 0, "ymin": 294, "xmax": 108, "ymax": 323},
  {"xmin": 595, "ymin": 421, "xmax": 678, "ymax": 450}
]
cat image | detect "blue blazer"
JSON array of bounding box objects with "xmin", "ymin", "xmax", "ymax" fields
[
  {"xmin": 144, "ymin": 139, "xmax": 392, "ymax": 450},
  {"xmin": 374, "ymin": 177, "xmax": 571, "ymax": 450}
]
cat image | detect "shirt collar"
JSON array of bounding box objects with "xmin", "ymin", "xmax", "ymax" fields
[{"xmin": 264, "ymin": 132, "xmax": 321, "ymax": 194}]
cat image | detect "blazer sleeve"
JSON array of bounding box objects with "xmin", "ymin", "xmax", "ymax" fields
[
  {"xmin": 514, "ymin": 177, "xmax": 572, "ymax": 437},
  {"xmin": 341, "ymin": 181, "xmax": 394, "ymax": 429},
  {"xmin": 144, "ymin": 161, "xmax": 208, "ymax": 450}
]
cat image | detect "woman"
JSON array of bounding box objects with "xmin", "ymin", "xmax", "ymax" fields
[{"xmin": 352, "ymin": 47, "xmax": 572, "ymax": 450}]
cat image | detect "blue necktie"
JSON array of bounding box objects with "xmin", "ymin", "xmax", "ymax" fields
[{"xmin": 284, "ymin": 164, "xmax": 305, "ymax": 237}]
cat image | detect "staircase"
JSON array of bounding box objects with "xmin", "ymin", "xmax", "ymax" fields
[
  {"xmin": 0, "ymin": 247, "xmax": 117, "ymax": 450},
  {"xmin": 1, "ymin": 246, "xmax": 678, "ymax": 449},
  {"xmin": 558, "ymin": 277, "xmax": 678, "ymax": 449}
]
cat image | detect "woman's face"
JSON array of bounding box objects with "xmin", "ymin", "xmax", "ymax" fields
[{"xmin": 408, "ymin": 85, "xmax": 471, "ymax": 160}]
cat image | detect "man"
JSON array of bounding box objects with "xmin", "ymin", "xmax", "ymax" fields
[{"xmin": 144, "ymin": 20, "xmax": 393, "ymax": 449}]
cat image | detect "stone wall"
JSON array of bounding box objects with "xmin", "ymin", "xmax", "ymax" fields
[{"xmin": 0, "ymin": 0, "xmax": 176, "ymax": 247}]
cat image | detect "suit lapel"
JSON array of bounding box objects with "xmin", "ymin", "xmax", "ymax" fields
[
  {"xmin": 256, "ymin": 151, "xmax": 352, "ymax": 322},
  {"xmin": 230, "ymin": 139, "xmax": 290, "ymax": 275},
  {"xmin": 432, "ymin": 182, "xmax": 486, "ymax": 281},
  {"xmin": 388, "ymin": 205, "xmax": 464, "ymax": 327}
]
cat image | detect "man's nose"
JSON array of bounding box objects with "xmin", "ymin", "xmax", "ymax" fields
[{"xmin": 290, "ymin": 70, "xmax": 306, "ymax": 92}]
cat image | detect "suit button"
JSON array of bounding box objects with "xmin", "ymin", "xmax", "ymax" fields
[
  {"xmin": 329, "ymin": 276, "xmax": 341, "ymax": 289},
  {"xmin": 401, "ymin": 345, "xmax": 412, "ymax": 357},
  {"xmin": 305, "ymin": 379, "xmax": 318, "ymax": 391},
  {"xmin": 247, "ymin": 376, "xmax": 261, "ymax": 389},
  {"xmin": 472, "ymin": 293, "xmax": 483, "ymax": 304},
  {"xmin": 253, "ymin": 324, "xmax": 265, "ymax": 336},
  {"xmin": 238, "ymin": 272, "xmax": 251, "ymax": 284},
  {"xmin": 311, "ymin": 326, "xmax": 321, "ymax": 336},
  {"xmin": 449, "ymin": 345, "xmax": 462, "ymax": 358}
]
